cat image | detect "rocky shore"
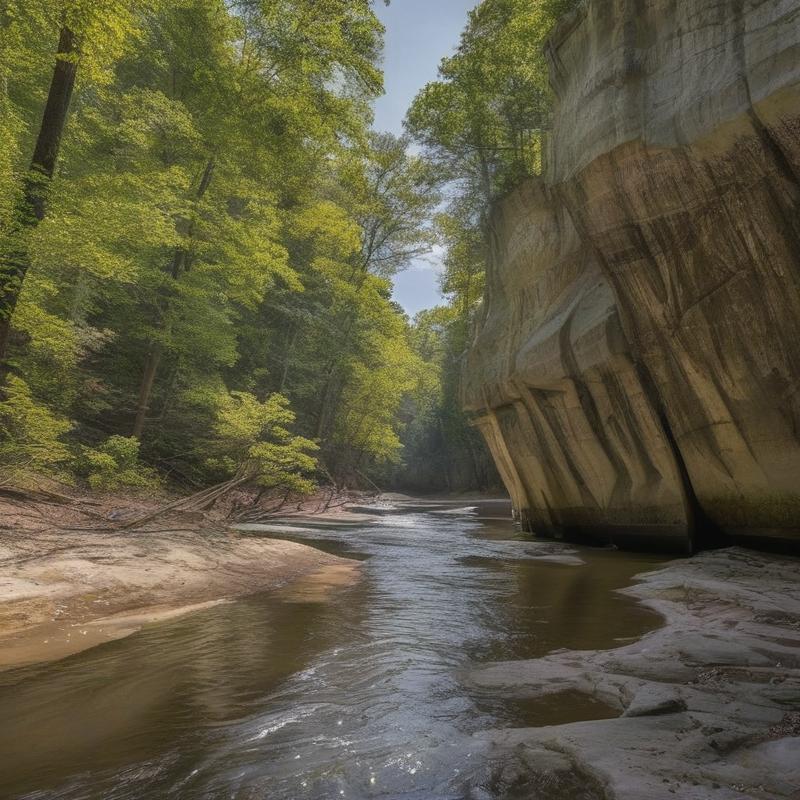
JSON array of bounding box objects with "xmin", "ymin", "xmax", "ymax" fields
[{"xmin": 470, "ymin": 548, "xmax": 800, "ymax": 800}]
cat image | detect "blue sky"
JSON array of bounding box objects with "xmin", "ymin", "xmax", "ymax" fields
[{"xmin": 373, "ymin": 0, "xmax": 475, "ymax": 318}]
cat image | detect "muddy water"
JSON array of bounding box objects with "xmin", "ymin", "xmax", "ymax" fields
[{"xmin": 0, "ymin": 501, "xmax": 666, "ymax": 799}]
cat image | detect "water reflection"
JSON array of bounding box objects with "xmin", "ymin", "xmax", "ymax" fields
[
  {"xmin": 0, "ymin": 583, "xmax": 360, "ymax": 798},
  {"xmin": 0, "ymin": 502, "xmax": 665, "ymax": 799},
  {"xmin": 461, "ymin": 550, "xmax": 665, "ymax": 662}
]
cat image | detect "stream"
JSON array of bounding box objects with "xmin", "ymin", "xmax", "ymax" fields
[{"xmin": 0, "ymin": 501, "xmax": 666, "ymax": 799}]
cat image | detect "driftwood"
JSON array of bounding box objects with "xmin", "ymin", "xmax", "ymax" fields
[
  {"xmin": 0, "ymin": 486, "xmax": 107, "ymax": 519},
  {"xmin": 230, "ymin": 485, "xmax": 306, "ymax": 523},
  {"xmin": 0, "ymin": 486, "xmax": 73, "ymax": 506},
  {"xmin": 229, "ymin": 484, "xmax": 359, "ymax": 524},
  {"xmin": 116, "ymin": 473, "xmax": 251, "ymax": 530},
  {"xmin": 2, "ymin": 468, "xmax": 357, "ymax": 535},
  {"xmin": 0, "ymin": 467, "xmax": 106, "ymax": 507}
]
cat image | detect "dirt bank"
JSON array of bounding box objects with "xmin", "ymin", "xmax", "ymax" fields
[
  {"xmin": 470, "ymin": 548, "xmax": 800, "ymax": 800},
  {"xmin": 0, "ymin": 491, "xmax": 361, "ymax": 670}
]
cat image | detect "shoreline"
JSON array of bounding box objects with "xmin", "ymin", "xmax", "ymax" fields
[
  {"xmin": 470, "ymin": 547, "xmax": 800, "ymax": 799},
  {"xmin": 0, "ymin": 491, "xmax": 363, "ymax": 671},
  {"xmin": 0, "ymin": 489, "xmax": 495, "ymax": 672}
]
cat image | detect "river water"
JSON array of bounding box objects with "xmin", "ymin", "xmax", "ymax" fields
[{"xmin": 0, "ymin": 501, "xmax": 665, "ymax": 799}]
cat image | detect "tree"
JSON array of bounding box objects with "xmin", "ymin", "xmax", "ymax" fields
[
  {"xmin": 119, "ymin": 0, "xmax": 384, "ymax": 439},
  {"xmin": 207, "ymin": 391, "xmax": 318, "ymax": 496},
  {"xmin": 406, "ymin": 0, "xmax": 560, "ymax": 203},
  {"xmin": 0, "ymin": 0, "xmax": 146, "ymax": 369},
  {"xmin": 395, "ymin": 0, "xmax": 574, "ymax": 493},
  {"xmin": 307, "ymin": 135, "xmax": 440, "ymax": 448},
  {"xmin": 1, "ymin": 0, "xmax": 509, "ymax": 500}
]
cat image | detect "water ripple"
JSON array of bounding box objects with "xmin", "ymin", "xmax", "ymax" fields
[{"xmin": 0, "ymin": 501, "xmax": 664, "ymax": 799}]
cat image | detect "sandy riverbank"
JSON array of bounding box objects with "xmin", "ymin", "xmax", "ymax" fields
[
  {"xmin": 0, "ymin": 492, "xmax": 362, "ymax": 670},
  {"xmin": 470, "ymin": 547, "xmax": 800, "ymax": 800}
]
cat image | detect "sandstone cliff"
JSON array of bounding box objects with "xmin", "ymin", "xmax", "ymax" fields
[{"xmin": 464, "ymin": 0, "xmax": 800, "ymax": 550}]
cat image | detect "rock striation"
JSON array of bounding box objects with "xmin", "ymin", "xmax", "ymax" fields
[{"xmin": 464, "ymin": 0, "xmax": 800, "ymax": 550}]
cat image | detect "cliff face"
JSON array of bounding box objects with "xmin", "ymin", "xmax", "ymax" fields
[{"xmin": 464, "ymin": 0, "xmax": 800, "ymax": 550}]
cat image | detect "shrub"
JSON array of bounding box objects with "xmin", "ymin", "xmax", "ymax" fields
[
  {"xmin": 80, "ymin": 435, "xmax": 161, "ymax": 492},
  {"xmin": 209, "ymin": 391, "xmax": 319, "ymax": 495},
  {"xmin": 0, "ymin": 375, "xmax": 72, "ymax": 474}
]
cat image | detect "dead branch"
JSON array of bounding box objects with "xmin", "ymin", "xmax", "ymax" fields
[{"xmin": 117, "ymin": 473, "xmax": 252, "ymax": 530}]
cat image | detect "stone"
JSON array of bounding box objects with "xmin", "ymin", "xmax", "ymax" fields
[
  {"xmin": 623, "ymin": 686, "xmax": 687, "ymax": 718},
  {"xmin": 469, "ymin": 548, "xmax": 800, "ymax": 799},
  {"xmin": 464, "ymin": 0, "xmax": 800, "ymax": 550}
]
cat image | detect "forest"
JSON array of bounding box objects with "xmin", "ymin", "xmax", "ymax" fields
[
  {"xmin": 0, "ymin": 0, "xmax": 572, "ymax": 503},
  {"xmin": 3, "ymin": 2, "xmax": 800, "ymax": 798}
]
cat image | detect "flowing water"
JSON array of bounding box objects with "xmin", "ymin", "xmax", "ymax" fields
[{"xmin": 0, "ymin": 501, "xmax": 667, "ymax": 799}]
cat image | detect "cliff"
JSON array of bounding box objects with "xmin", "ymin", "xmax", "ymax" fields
[{"xmin": 463, "ymin": 0, "xmax": 800, "ymax": 551}]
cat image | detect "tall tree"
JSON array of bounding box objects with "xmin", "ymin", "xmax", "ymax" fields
[
  {"xmin": 406, "ymin": 0, "xmax": 559, "ymax": 203},
  {"xmin": 310, "ymin": 134, "xmax": 440, "ymax": 446},
  {"xmin": 120, "ymin": 0, "xmax": 385, "ymax": 439},
  {"xmin": 0, "ymin": 1, "xmax": 143, "ymax": 369}
]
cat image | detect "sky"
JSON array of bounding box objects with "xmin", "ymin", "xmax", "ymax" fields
[{"xmin": 373, "ymin": 0, "xmax": 475, "ymax": 318}]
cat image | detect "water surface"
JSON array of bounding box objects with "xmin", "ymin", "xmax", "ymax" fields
[{"xmin": 0, "ymin": 501, "xmax": 665, "ymax": 799}]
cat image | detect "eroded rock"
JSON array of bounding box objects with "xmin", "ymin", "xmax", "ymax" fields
[
  {"xmin": 623, "ymin": 685, "xmax": 687, "ymax": 718},
  {"xmin": 469, "ymin": 548, "xmax": 800, "ymax": 799},
  {"xmin": 464, "ymin": 0, "xmax": 800, "ymax": 549}
]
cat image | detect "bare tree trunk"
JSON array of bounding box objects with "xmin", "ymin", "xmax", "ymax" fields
[
  {"xmin": 278, "ymin": 325, "xmax": 297, "ymax": 392},
  {"xmin": 315, "ymin": 374, "xmax": 336, "ymax": 439},
  {"xmin": 0, "ymin": 27, "xmax": 78, "ymax": 369},
  {"xmin": 132, "ymin": 344, "xmax": 162, "ymax": 439},
  {"xmin": 315, "ymin": 302, "xmax": 361, "ymax": 441}
]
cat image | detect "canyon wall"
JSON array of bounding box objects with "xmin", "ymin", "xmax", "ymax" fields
[{"xmin": 464, "ymin": 0, "xmax": 800, "ymax": 550}]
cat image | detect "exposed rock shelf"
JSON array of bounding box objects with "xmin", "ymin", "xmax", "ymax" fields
[
  {"xmin": 470, "ymin": 548, "xmax": 800, "ymax": 799},
  {"xmin": 464, "ymin": 0, "xmax": 800, "ymax": 549}
]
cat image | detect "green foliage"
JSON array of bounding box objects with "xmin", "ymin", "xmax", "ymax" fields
[
  {"xmin": 231, "ymin": 131, "xmax": 441, "ymax": 485},
  {"xmin": 0, "ymin": 99, "xmax": 22, "ymax": 233},
  {"xmin": 390, "ymin": 305, "xmax": 498, "ymax": 493},
  {"xmin": 437, "ymin": 204, "xmax": 486, "ymax": 317},
  {"xmin": 406, "ymin": 0, "xmax": 564, "ymax": 200},
  {"xmin": 325, "ymin": 300, "xmax": 422, "ymax": 475},
  {"xmin": 0, "ymin": 376, "xmax": 72, "ymax": 472},
  {"xmin": 1, "ymin": 0, "xmax": 506, "ymax": 497},
  {"xmin": 210, "ymin": 392, "xmax": 319, "ymax": 495},
  {"xmin": 80, "ymin": 434, "xmax": 161, "ymax": 491},
  {"xmin": 334, "ymin": 132, "xmax": 442, "ymax": 277}
]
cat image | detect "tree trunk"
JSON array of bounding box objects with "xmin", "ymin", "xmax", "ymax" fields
[
  {"xmin": 0, "ymin": 27, "xmax": 78, "ymax": 367},
  {"xmin": 130, "ymin": 156, "xmax": 215, "ymax": 438},
  {"xmin": 315, "ymin": 299, "xmax": 362, "ymax": 441},
  {"xmin": 278, "ymin": 325, "xmax": 297, "ymax": 392},
  {"xmin": 132, "ymin": 344, "xmax": 162, "ymax": 439},
  {"xmin": 315, "ymin": 374, "xmax": 336, "ymax": 439}
]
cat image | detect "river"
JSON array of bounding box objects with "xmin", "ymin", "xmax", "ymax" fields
[{"xmin": 0, "ymin": 501, "xmax": 666, "ymax": 799}]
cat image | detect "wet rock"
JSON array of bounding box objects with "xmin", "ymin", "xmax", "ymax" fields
[
  {"xmin": 463, "ymin": 0, "xmax": 800, "ymax": 550},
  {"xmin": 624, "ymin": 686, "xmax": 687, "ymax": 718},
  {"xmin": 470, "ymin": 549, "xmax": 800, "ymax": 799},
  {"xmin": 474, "ymin": 744, "xmax": 608, "ymax": 800}
]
